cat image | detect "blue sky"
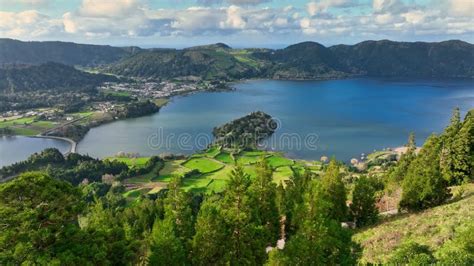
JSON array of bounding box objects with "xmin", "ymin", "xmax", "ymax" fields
[{"xmin": 0, "ymin": 0, "xmax": 472, "ymax": 48}]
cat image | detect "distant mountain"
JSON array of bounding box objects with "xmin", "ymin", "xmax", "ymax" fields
[
  {"xmin": 254, "ymin": 41, "xmax": 348, "ymax": 79},
  {"xmin": 105, "ymin": 40, "xmax": 473, "ymax": 80},
  {"xmin": 103, "ymin": 46, "xmax": 260, "ymax": 80},
  {"xmin": 0, "ymin": 38, "xmax": 140, "ymax": 66},
  {"xmin": 0, "ymin": 62, "xmax": 117, "ymax": 92},
  {"xmin": 2, "ymin": 39, "xmax": 473, "ymax": 80},
  {"xmin": 185, "ymin": 43, "xmax": 232, "ymax": 51},
  {"xmin": 329, "ymin": 40, "xmax": 474, "ymax": 78}
]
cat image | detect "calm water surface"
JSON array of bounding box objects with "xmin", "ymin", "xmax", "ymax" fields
[
  {"xmin": 77, "ymin": 78, "xmax": 473, "ymax": 161},
  {"xmin": 0, "ymin": 136, "xmax": 70, "ymax": 167},
  {"xmin": 1, "ymin": 78, "xmax": 473, "ymax": 167}
]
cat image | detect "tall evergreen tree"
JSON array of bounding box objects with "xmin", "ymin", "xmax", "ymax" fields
[
  {"xmin": 284, "ymin": 169, "xmax": 313, "ymax": 234},
  {"xmin": 400, "ymin": 134, "xmax": 451, "ymax": 211},
  {"xmin": 440, "ymin": 107, "xmax": 463, "ymax": 184},
  {"xmin": 321, "ymin": 159, "xmax": 348, "ymax": 222},
  {"xmin": 269, "ymin": 181, "xmax": 355, "ymax": 265},
  {"xmin": 388, "ymin": 132, "xmax": 417, "ymax": 184},
  {"xmin": 191, "ymin": 196, "xmax": 228, "ymax": 265},
  {"xmin": 466, "ymin": 110, "xmax": 474, "ymax": 180},
  {"xmin": 449, "ymin": 116, "xmax": 474, "ymax": 183},
  {"xmin": 83, "ymin": 198, "xmax": 139, "ymax": 264},
  {"xmin": 350, "ymin": 176, "xmax": 379, "ymax": 227},
  {"xmin": 220, "ymin": 166, "xmax": 265, "ymax": 264},
  {"xmin": 164, "ymin": 176, "xmax": 194, "ymax": 250},
  {"xmin": 249, "ymin": 159, "xmax": 280, "ymax": 245},
  {"xmin": 148, "ymin": 218, "xmax": 186, "ymax": 265}
]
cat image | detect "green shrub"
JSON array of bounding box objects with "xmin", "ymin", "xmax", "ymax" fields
[
  {"xmin": 435, "ymin": 222, "xmax": 474, "ymax": 265},
  {"xmin": 388, "ymin": 241, "xmax": 435, "ymax": 265}
]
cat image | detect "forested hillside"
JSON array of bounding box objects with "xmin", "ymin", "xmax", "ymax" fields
[
  {"xmin": 0, "ymin": 62, "xmax": 117, "ymax": 92},
  {"xmin": 253, "ymin": 41, "xmax": 348, "ymax": 79},
  {"xmin": 0, "ymin": 38, "xmax": 139, "ymax": 66},
  {"xmin": 330, "ymin": 40, "xmax": 474, "ymax": 78},
  {"xmin": 102, "ymin": 45, "xmax": 260, "ymax": 80}
]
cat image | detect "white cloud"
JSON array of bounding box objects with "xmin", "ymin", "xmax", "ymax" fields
[
  {"xmin": 307, "ymin": 0, "xmax": 354, "ymax": 16},
  {"xmin": 448, "ymin": 0, "xmax": 474, "ymax": 17},
  {"xmin": 197, "ymin": 0, "xmax": 271, "ymax": 6},
  {"xmin": 19, "ymin": 0, "xmax": 48, "ymax": 5},
  {"xmin": 78, "ymin": 0, "xmax": 143, "ymax": 18},
  {"xmin": 372, "ymin": 0, "xmax": 406, "ymax": 14},
  {"xmin": 61, "ymin": 0, "xmax": 170, "ymax": 38},
  {"xmin": 0, "ymin": 0, "xmax": 50, "ymax": 8},
  {"xmin": 0, "ymin": 10, "xmax": 61, "ymax": 38},
  {"xmin": 402, "ymin": 10, "xmax": 425, "ymax": 24},
  {"xmin": 374, "ymin": 13, "xmax": 394, "ymax": 24},
  {"xmin": 221, "ymin": 5, "xmax": 247, "ymax": 29}
]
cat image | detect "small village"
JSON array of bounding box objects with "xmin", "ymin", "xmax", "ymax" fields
[{"xmin": 98, "ymin": 79, "xmax": 230, "ymax": 99}]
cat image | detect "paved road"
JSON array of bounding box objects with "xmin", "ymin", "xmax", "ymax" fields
[{"xmin": 32, "ymin": 135, "xmax": 77, "ymax": 154}]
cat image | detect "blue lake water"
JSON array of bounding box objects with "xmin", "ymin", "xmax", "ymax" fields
[
  {"xmin": 77, "ymin": 78, "xmax": 473, "ymax": 161},
  {"xmin": 0, "ymin": 136, "xmax": 70, "ymax": 167},
  {"xmin": 1, "ymin": 78, "xmax": 473, "ymax": 167}
]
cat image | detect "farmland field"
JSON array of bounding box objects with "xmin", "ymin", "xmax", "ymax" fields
[
  {"xmin": 266, "ymin": 155, "xmax": 294, "ymax": 168},
  {"xmin": 120, "ymin": 148, "xmax": 324, "ymax": 199},
  {"xmin": 108, "ymin": 157, "xmax": 150, "ymax": 168},
  {"xmin": 0, "ymin": 116, "xmax": 56, "ymax": 135},
  {"xmin": 215, "ymin": 152, "xmax": 234, "ymax": 164},
  {"xmin": 183, "ymin": 157, "xmax": 224, "ymax": 173},
  {"xmin": 157, "ymin": 160, "xmax": 190, "ymax": 181}
]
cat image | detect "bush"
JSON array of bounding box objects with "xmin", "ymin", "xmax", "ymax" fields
[
  {"xmin": 435, "ymin": 222, "xmax": 474, "ymax": 265},
  {"xmin": 349, "ymin": 176, "xmax": 379, "ymax": 227},
  {"xmin": 400, "ymin": 135, "xmax": 451, "ymax": 211},
  {"xmin": 388, "ymin": 241, "xmax": 435, "ymax": 265}
]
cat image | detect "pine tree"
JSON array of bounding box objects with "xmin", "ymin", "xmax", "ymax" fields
[
  {"xmin": 148, "ymin": 218, "xmax": 186, "ymax": 265},
  {"xmin": 466, "ymin": 110, "xmax": 474, "ymax": 180},
  {"xmin": 400, "ymin": 134, "xmax": 451, "ymax": 211},
  {"xmin": 191, "ymin": 197, "xmax": 227, "ymax": 265},
  {"xmin": 164, "ymin": 176, "xmax": 194, "ymax": 250},
  {"xmin": 321, "ymin": 159, "xmax": 348, "ymax": 222},
  {"xmin": 271, "ymin": 181, "xmax": 355, "ymax": 265},
  {"xmin": 440, "ymin": 107, "xmax": 463, "ymax": 184},
  {"xmin": 249, "ymin": 159, "xmax": 280, "ymax": 245},
  {"xmin": 220, "ymin": 166, "xmax": 264, "ymax": 264},
  {"xmin": 285, "ymin": 169, "xmax": 313, "ymax": 234},
  {"xmin": 450, "ymin": 116, "xmax": 473, "ymax": 183},
  {"xmin": 350, "ymin": 176, "xmax": 379, "ymax": 227},
  {"xmin": 388, "ymin": 132, "xmax": 417, "ymax": 184}
]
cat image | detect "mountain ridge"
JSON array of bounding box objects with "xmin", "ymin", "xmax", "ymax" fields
[
  {"xmin": 0, "ymin": 38, "xmax": 140, "ymax": 66},
  {"xmin": 1, "ymin": 38, "xmax": 473, "ymax": 80}
]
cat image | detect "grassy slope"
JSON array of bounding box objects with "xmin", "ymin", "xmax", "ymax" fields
[
  {"xmin": 183, "ymin": 157, "xmax": 224, "ymax": 173},
  {"xmin": 1, "ymin": 111, "xmax": 95, "ymax": 136},
  {"xmin": 0, "ymin": 116, "xmax": 56, "ymax": 135},
  {"xmin": 353, "ymin": 183, "xmax": 474, "ymax": 264},
  {"xmin": 108, "ymin": 157, "xmax": 150, "ymax": 168}
]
